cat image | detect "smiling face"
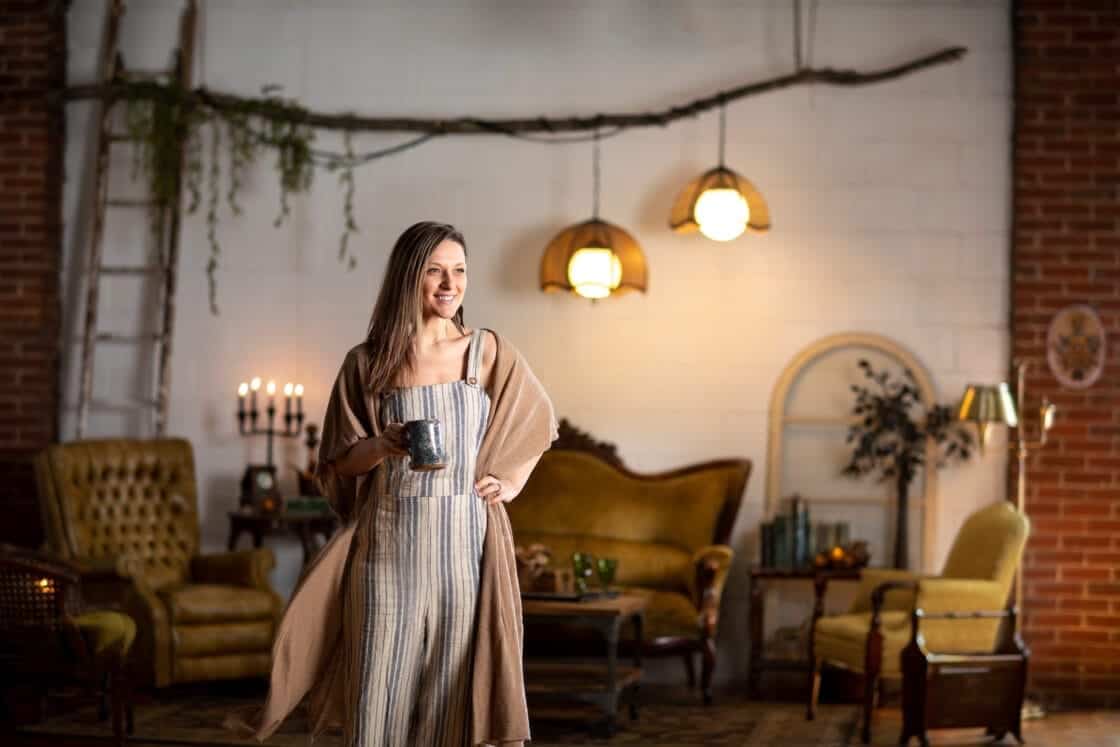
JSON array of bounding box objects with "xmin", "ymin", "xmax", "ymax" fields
[{"xmin": 420, "ymin": 239, "xmax": 467, "ymax": 320}]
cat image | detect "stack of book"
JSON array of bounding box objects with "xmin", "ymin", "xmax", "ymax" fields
[{"xmin": 759, "ymin": 495, "xmax": 812, "ymax": 570}]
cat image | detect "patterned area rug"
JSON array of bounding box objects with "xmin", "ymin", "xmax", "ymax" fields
[{"xmin": 20, "ymin": 686, "xmax": 859, "ymax": 746}]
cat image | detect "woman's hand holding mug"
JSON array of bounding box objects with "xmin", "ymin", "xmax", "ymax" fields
[{"xmin": 376, "ymin": 423, "xmax": 410, "ymax": 459}]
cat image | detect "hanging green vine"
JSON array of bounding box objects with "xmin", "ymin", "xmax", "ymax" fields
[
  {"xmin": 184, "ymin": 111, "xmax": 204, "ymax": 214},
  {"xmin": 205, "ymin": 118, "xmax": 221, "ymax": 314},
  {"xmin": 119, "ymin": 80, "xmax": 328, "ymax": 313},
  {"xmin": 335, "ymin": 130, "xmax": 359, "ymax": 270},
  {"xmin": 225, "ymin": 111, "xmax": 255, "ymax": 216}
]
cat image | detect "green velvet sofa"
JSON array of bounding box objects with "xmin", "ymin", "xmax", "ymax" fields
[{"xmin": 508, "ymin": 419, "xmax": 751, "ymax": 703}]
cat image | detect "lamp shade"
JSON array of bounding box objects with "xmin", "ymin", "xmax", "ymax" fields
[
  {"xmin": 958, "ymin": 382, "xmax": 1018, "ymax": 452},
  {"xmin": 540, "ymin": 218, "xmax": 647, "ymax": 298},
  {"xmin": 670, "ymin": 166, "xmax": 770, "ymax": 238},
  {"xmin": 957, "ymin": 382, "xmax": 1019, "ymax": 427}
]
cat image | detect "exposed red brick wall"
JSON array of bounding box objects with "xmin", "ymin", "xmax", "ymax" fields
[
  {"xmin": 1014, "ymin": 0, "xmax": 1120, "ymax": 707},
  {"xmin": 0, "ymin": 1, "xmax": 66, "ymax": 547}
]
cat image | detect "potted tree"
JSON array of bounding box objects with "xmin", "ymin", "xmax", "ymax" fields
[{"xmin": 843, "ymin": 359, "xmax": 974, "ymax": 569}]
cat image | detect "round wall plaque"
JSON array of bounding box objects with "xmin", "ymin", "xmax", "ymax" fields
[{"xmin": 1047, "ymin": 303, "xmax": 1106, "ymax": 389}]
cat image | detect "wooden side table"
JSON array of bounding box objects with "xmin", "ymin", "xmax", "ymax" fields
[
  {"xmin": 747, "ymin": 566, "xmax": 862, "ymax": 699},
  {"xmin": 227, "ymin": 509, "xmax": 338, "ymax": 568},
  {"xmin": 522, "ymin": 593, "xmax": 646, "ymax": 736}
]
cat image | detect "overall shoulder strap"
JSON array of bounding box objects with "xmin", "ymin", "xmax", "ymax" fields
[{"xmin": 466, "ymin": 329, "xmax": 485, "ymax": 385}]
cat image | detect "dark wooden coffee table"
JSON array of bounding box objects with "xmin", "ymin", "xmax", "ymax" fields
[{"xmin": 522, "ymin": 593, "xmax": 646, "ymax": 736}]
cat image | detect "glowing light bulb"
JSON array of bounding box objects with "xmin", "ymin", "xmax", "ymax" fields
[
  {"xmin": 694, "ymin": 188, "xmax": 749, "ymax": 242},
  {"xmin": 567, "ymin": 247, "xmax": 622, "ymax": 300},
  {"xmin": 294, "ymin": 384, "xmax": 304, "ymax": 397},
  {"xmin": 238, "ymin": 382, "xmax": 249, "ymax": 397},
  {"xmin": 250, "ymin": 377, "xmax": 261, "ymax": 392},
  {"xmin": 266, "ymin": 380, "xmax": 276, "ymax": 396},
  {"xmin": 283, "ymin": 382, "xmax": 294, "ymax": 397}
]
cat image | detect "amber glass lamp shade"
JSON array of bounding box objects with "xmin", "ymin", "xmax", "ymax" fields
[
  {"xmin": 540, "ymin": 218, "xmax": 648, "ymax": 299},
  {"xmin": 670, "ymin": 166, "xmax": 770, "ymax": 240}
]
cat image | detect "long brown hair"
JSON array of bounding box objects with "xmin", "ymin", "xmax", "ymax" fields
[{"xmin": 364, "ymin": 221, "xmax": 467, "ymax": 393}]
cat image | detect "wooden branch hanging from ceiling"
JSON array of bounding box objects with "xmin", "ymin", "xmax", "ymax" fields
[
  {"xmin": 57, "ymin": 43, "xmax": 968, "ymax": 313},
  {"xmin": 62, "ymin": 46, "xmax": 966, "ymax": 137}
]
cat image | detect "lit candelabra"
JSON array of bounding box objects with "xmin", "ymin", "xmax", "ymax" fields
[{"xmin": 237, "ymin": 376, "xmax": 304, "ymax": 467}]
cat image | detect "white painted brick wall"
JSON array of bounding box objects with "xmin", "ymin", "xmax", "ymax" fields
[{"xmin": 61, "ymin": 0, "xmax": 1011, "ymax": 686}]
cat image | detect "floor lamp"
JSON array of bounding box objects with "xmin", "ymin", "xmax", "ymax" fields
[{"xmin": 957, "ymin": 359, "xmax": 1056, "ymax": 719}]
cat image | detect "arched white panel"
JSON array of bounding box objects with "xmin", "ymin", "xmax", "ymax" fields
[{"xmin": 766, "ymin": 333, "xmax": 940, "ymax": 572}]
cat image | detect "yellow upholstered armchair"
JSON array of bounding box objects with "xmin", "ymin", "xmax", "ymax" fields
[
  {"xmin": 35, "ymin": 439, "xmax": 284, "ymax": 687},
  {"xmin": 807, "ymin": 501, "xmax": 1030, "ymax": 743},
  {"xmin": 508, "ymin": 419, "xmax": 751, "ymax": 703}
]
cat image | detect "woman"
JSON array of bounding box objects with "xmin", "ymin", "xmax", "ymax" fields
[{"xmin": 234, "ymin": 222, "xmax": 556, "ymax": 747}]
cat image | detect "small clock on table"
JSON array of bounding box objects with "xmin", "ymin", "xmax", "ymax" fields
[{"xmin": 240, "ymin": 464, "xmax": 283, "ymax": 513}]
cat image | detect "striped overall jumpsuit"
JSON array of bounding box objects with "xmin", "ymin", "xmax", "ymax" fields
[{"xmin": 352, "ymin": 330, "xmax": 489, "ymax": 747}]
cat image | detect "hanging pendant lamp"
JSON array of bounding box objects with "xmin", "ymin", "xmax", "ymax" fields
[
  {"xmin": 669, "ymin": 103, "xmax": 770, "ymax": 240},
  {"xmin": 540, "ymin": 132, "xmax": 647, "ymax": 299}
]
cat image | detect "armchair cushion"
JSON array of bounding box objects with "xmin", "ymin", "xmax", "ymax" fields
[
  {"xmin": 176, "ymin": 653, "xmax": 272, "ymax": 683},
  {"xmin": 158, "ymin": 584, "xmax": 277, "ymax": 625},
  {"xmin": 191, "ymin": 549, "xmax": 276, "ymax": 589},
  {"xmin": 73, "ymin": 609, "xmax": 137, "ymax": 663},
  {"xmin": 814, "ymin": 611, "xmax": 911, "ymax": 676},
  {"xmin": 174, "ymin": 621, "xmax": 274, "ymax": 657}
]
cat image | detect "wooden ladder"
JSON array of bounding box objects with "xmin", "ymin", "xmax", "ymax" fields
[{"xmin": 75, "ymin": 0, "xmax": 197, "ymax": 438}]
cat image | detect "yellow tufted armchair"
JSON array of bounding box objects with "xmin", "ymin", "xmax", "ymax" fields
[
  {"xmin": 806, "ymin": 501, "xmax": 1030, "ymax": 744},
  {"xmin": 35, "ymin": 439, "xmax": 284, "ymax": 688}
]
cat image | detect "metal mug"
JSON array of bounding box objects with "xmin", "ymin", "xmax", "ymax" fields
[{"xmin": 404, "ymin": 418, "xmax": 447, "ymax": 472}]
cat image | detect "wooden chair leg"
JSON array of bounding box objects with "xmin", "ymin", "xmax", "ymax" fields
[
  {"xmin": 861, "ymin": 671, "xmax": 877, "ymax": 745},
  {"xmin": 97, "ymin": 671, "xmax": 109, "ymax": 722},
  {"xmin": 862, "ymin": 621, "xmax": 885, "ymax": 744},
  {"xmin": 123, "ymin": 669, "xmax": 134, "ymax": 735},
  {"xmin": 0, "ymin": 686, "xmax": 11, "ymax": 731},
  {"xmin": 682, "ymin": 652, "xmax": 696, "ymax": 689},
  {"xmin": 109, "ymin": 661, "xmax": 124, "ymax": 747},
  {"xmin": 700, "ymin": 637, "xmax": 716, "ymax": 705},
  {"xmin": 806, "ymin": 657, "xmax": 822, "ymax": 721}
]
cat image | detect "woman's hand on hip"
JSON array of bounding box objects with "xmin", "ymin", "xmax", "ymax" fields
[{"xmin": 475, "ymin": 474, "xmax": 516, "ymax": 505}]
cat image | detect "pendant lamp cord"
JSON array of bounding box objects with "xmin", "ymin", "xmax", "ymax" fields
[
  {"xmin": 592, "ymin": 128, "xmax": 601, "ymax": 219},
  {"xmin": 718, "ymin": 102, "xmax": 726, "ymax": 168},
  {"xmin": 794, "ymin": 0, "xmax": 803, "ymax": 71},
  {"xmin": 794, "ymin": 0, "xmax": 817, "ymax": 72}
]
